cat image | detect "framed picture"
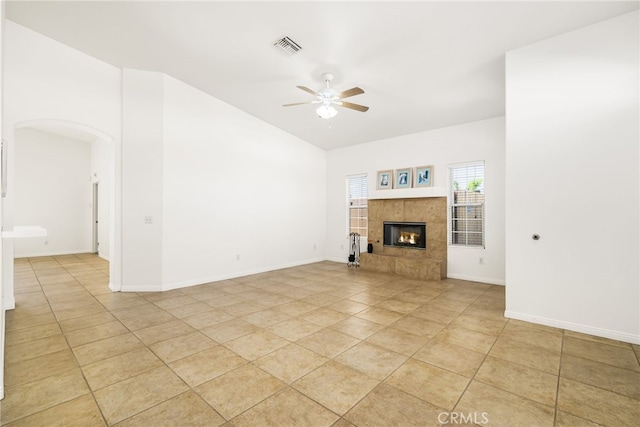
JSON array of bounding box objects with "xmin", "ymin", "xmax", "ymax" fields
[
  {"xmin": 377, "ymin": 170, "xmax": 393, "ymax": 190},
  {"xmin": 395, "ymin": 168, "xmax": 411, "ymax": 189},
  {"xmin": 414, "ymin": 165, "xmax": 433, "ymax": 187}
]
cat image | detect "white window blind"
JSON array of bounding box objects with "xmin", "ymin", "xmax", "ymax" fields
[
  {"xmin": 348, "ymin": 174, "xmax": 368, "ymax": 239},
  {"xmin": 449, "ymin": 162, "xmax": 485, "ymax": 247}
]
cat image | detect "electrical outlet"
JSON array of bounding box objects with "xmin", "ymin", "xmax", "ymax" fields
[
  {"xmin": 479, "ymin": 257, "xmax": 484, "ymax": 265},
  {"xmin": 236, "ymin": 254, "xmax": 240, "ymax": 261},
  {"xmin": 44, "ymin": 240, "xmax": 48, "ymax": 245},
  {"xmin": 144, "ymin": 216, "xmax": 153, "ymax": 224},
  {"xmin": 313, "ymin": 243, "xmax": 317, "ymax": 250}
]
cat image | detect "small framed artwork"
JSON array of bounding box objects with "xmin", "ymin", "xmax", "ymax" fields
[
  {"xmin": 395, "ymin": 168, "xmax": 412, "ymax": 189},
  {"xmin": 414, "ymin": 165, "xmax": 433, "ymax": 187},
  {"xmin": 377, "ymin": 170, "xmax": 393, "ymax": 190}
]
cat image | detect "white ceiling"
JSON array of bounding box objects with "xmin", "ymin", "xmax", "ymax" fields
[{"xmin": 6, "ymin": 1, "xmax": 639, "ymax": 150}]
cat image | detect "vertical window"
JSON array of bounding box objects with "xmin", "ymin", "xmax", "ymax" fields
[
  {"xmin": 449, "ymin": 162, "xmax": 485, "ymax": 247},
  {"xmin": 348, "ymin": 174, "xmax": 368, "ymax": 239}
]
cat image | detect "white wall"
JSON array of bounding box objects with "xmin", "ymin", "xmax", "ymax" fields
[
  {"xmin": 505, "ymin": 11, "xmax": 639, "ymax": 343},
  {"xmin": 161, "ymin": 75, "xmax": 327, "ymax": 289},
  {"xmin": 326, "ymin": 117, "xmax": 505, "ymax": 285},
  {"xmin": 121, "ymin": 69, "xmax": 164, "ymax": 291},
  {"xmin": 3, "ymin": 21, "xmax": 122, "ymax": 296},
  {"xmin": 13, "ymin": 128, "xmax": 92, "ymax": 256}
]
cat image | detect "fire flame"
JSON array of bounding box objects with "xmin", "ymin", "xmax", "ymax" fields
[{"xmin": 398, "ymin": 231, "xmax": 419, "ymax": 245}]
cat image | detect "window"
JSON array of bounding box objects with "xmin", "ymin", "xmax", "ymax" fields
[
  {"xmin": 348, "ymin": 174, "xmax": 368, "ymax": 238},
  {"xmin": 449, "ymin": 162, "xmax": 485, "ymax": 247}
]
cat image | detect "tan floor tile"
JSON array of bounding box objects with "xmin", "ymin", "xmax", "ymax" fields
[
  {"xmin": 561, "ymin": 353, "xmax": 640, "ymax": 399},
  {"xmin": 206, "ymin": 294, "xmax": 247, "ymax": 308},
  {"xmin": 58, "ymin": 311, "xmax": 117, "ymax": 333},
  {"xmin": 182, "ymin": 309, "xmax": 235, "ymax": 329},
  {"xmin": 5, "ymin": 334, "xmax": 69, "ymax": 364},
  {"xmin": 385, "ymin": 358, "xmax": 469, "ymax": 410},
  {"xmin": 300, "ymin": 307, "xmax": 349, "ymax": 327},
  {"xmin": 120, "ymin": 310, "xmax": 176, "ymax": 331},
  {"xmin": 5, "ymin": 349, "xmax": 79, "ymax": 388},
  {"xmin": 554, "ymin": 410, "xmax": 602, "ymax": 426},
  {"xmin": 432, "ymin": 325, "xmax": 497, "ymax": 354},
  {"xmin": 500, "ymin": 321, "xmax": 563, "ymax": 353},
  {"xmin": 355, "ymin": 307, "xmax": 404, "ymax": 325},
  {"xmin": 242, "ymin": 308, "xmax": 291, "ymax": 328},
  {"xmin": 220, "ymin": 300, "xmax": 266, "ymax": 316},
  {"xmin": 153, "ymin": 295, "xmax": 198, "ymax": 309},
  {"xmin": 114, "ymin": 391, "xmax": 224, "ymax": 427},
  {"xmin": 297, "ymin": 328, "xmax": 360, "ymax": 358},
  {"xmin": 274, "ymin": 300, "xmax": 318, "ymax": 316},
  {"xmin": 475, "ymin": 356, "xmax": 558, "ymax": 406},
  {"xmin": 348, "ymin": 292, "xmax": 388, "ymax": 305},
  {"xmin": 133, "ymin": 319, "xmax": 196, "ymax": 345},
  {"xmin": 564, "ymin": 329, "xmax": 633, "ymax": 349},
  {"xmin": 330, "ymin": 316, "xmax": 385, "ymax": 340},
  {"xmin": 5, "ymin": 311, "xmax": 57, "ymax": 331},
  {"xmin": 82, "ymin": 347, "xmax": 164, "ymax": 391},
  {"xmin": 390, "ymin": 315, "xmax": 446, "ymax": 338},
  {"xmin": 94, "ymin": 366, "xmax": 189, "ymax": 425},
  {"xmin": 109, "ymin": 302, "xmax": 164, "ymax": 321},
  {"xmin": 224, "ymin": 330, "xmax": 290, "ymax": 361},
  {"xmin": 196, "ymin": 365, "xmax": 285, "ymax": 419},
  {"xmin": 335, "ymin": 341, "xmax": 407, "ymax": 380},
  {"xmin": 6, "ymin": 394, "xmax": 105, "ymax": 427},
  {"xmin": 329, "ymin": 298, "xmax": 370, "ymax": 315},
  {"xmin": 0, "ymin": 369, "xmax": 90, "ymax": 424},
  {"xmin": 299, "ymin": 292, "xmax": 342, "ymax": 306},
  {"xmin": 72, "ymin": 333, "xmax": 144, "ymax": 366},
  {"xmin": 414, "ymin": 341, "xmax": 485, "ymax": 378},
  {"xmin": 411, "ymin": 304, "xmax": 463, "ymax": 324},
  {"xmin": 455, "ymin": 381, "xmax": 554, "ymax": 426},
  {"xmin": 366, "ymin": 327, "xmax": 429, "ymax": 356},
  {"xmin": 489, "ymin": 335, "xmax": 561, "ymax": 374},
  {"xmin": 267, "ymin": 317, "xmax": 323, "ymax": 341},
  {"xmin": 168, "ymin": 346, "xmax": 247, "ymax": 387},
  {"xmin": 65, "ymin": 321, "xmax": 129, "ymax": 347},
  {"xmin": 5, "ymin": 322, "xmax": 62, "ymax": 347},
  {"xmin": 53, "ymin": 304, "xmax": 109, "ymax": 322},
  {"xmin": 450, "ymin": 313, "xmax": 507, "ymax": 336},
  {"xmin": 200, "ymin": 318, "xmax": 260, "ymax": 343},
  {"xmin": 345, "ymin": 384, "xmax": 444, "ymax": 427},
  {"xmin": 563, "ymin": 335, "xmax": 640, "ymax": 371},
  {"xmin": 254, "ymin": 343, "xmax": 329, "ymax": 383},
  {"xmin": 164, "ymin": 301, "xmax": 217, "ymax": 319},
  {"xmin": 230, "ymin": 387, "xmax": 339, "ymax": 427},
  {"xmin": 557, "ymin": 378, "xmax": 640, "ymax": 426},
  {"xmin": 149, "ymin": 331, "xmax": 217, "ymax": 363},
  {"xmin": 375, "ymin": 298, "xmax": 420, "ymax": 314},
  {"xmin": 293, "ymin": 361, "xmax": 379, "ymax": 415}
]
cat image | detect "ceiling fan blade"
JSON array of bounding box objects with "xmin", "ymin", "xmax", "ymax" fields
[
  {"xmin": 297, "ymin": 86, "xmax": 318, "ymax": 96},
  {"xmin": 283, "ymin": 101, "xmax": 320, "ymax": 107},
  {"xmin": 337, "ymin": 87, "xmax": 364, "ymax": 99},
  {"xmin": 336, "ymin": 101, "xmax": 369, "ymax": 112}
]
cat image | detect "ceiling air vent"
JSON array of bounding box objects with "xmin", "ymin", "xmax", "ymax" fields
[{"xmin": 274, "ymin": 36, "xmax": 302, "ymax": 55}]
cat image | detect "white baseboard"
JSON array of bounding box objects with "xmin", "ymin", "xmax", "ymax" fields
[
  {"xmin": 4, "ymin": 297, "xmax": 15, "ymax": 310},
  {"xmin": 504, "ymin": 310, "xmax": 640, "ymax": 345},
  {"xmin": 0, "ymin": 385, "xmax": 4, "ymax": 400}
]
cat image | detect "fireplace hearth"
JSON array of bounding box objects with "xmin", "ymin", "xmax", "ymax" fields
[{"xmin": 384, "ymin": 222, "xmax": 426, "ymax": 250}]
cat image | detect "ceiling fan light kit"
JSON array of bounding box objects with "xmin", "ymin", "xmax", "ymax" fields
[{"xmin": 284, "ymin": 72, "xmax": 369, "ymax": 119}]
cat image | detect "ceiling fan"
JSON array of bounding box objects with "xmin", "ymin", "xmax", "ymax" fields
[{"xmin": 283, "ymin": 72, "xmax": 369, "ymax": 119}]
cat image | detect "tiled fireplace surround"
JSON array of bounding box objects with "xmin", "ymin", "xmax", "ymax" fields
[{"xmin": 360, "ymin": 197, "xmax": 447, "ymax": 280}]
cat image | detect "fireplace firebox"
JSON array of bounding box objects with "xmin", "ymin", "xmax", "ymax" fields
[{"xmin": 383, "ymin": 222, "xmax": 426, "ymax": 250}]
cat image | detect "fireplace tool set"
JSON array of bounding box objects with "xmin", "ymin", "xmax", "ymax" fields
[{"xmin": 348, "ymin": 232, "xmax": 360, "ymax": 267}]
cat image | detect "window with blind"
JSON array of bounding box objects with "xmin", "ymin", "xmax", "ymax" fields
[
  {"xmin": 449, "ymin": 162, "xmax": 485, "ymax": 247},
  {"xmin": 348, "ymin": 174, "xmax": 368, "ymax": 239}
]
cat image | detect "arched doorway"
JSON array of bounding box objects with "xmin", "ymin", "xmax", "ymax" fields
[{"xmin": 10, "ymin": 119, "xmax": 121, "ymax": 292}]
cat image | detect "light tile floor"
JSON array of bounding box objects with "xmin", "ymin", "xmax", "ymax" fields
[{"xmin": 1, "ymin": 254, "xmax": 639, "ymax": 426}]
